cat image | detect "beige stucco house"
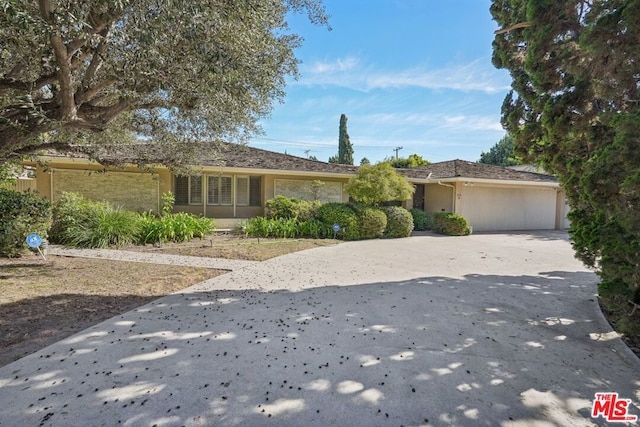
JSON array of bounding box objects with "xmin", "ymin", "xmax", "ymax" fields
[{"xmin": 22, "ymin": 143, "xmax": 570, "ymax": 232}]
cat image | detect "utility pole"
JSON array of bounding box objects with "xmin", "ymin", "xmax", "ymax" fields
[{"xmin": 394, "ymin": 146, "xmax": 403, "ymax": 159}]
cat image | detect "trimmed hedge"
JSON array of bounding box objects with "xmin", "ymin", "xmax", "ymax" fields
[
  {"xmin": 315, "ymin": 202, "xmax": 360, "ymax": 240},
  {"xmin": 0, "ymin": 189, "xmax": 52, "ymax": 257},
  {"xmin": 410, "ymin": 208, "xmax": 433, "ymax": 231},
  {"xmin": 349, "ymin": 203, "xmax": 387, "ymax": 239},
  {"xmin": 381, "ymin": 206, "xmax": 414, "ymax": 238},
  {"xmin": 266, "ymin": 196, "xmax": 320, "ymax": 221},
  {"xmin": 433, "ymin": 212, "xmax": 472, "ymax": 236}
]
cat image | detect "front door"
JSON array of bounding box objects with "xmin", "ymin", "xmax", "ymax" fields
[{"xmin": 413, "ymin": 184, "xmax": 425, "ymax": 210}]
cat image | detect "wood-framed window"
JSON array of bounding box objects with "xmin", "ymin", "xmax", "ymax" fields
[
  {"xmin": 207, "ymin": 175, "xmax": 233, "ymax": 205},
  {"xmin": 174, "ymin": 175, "xmax": 202, "ymax": 205}
]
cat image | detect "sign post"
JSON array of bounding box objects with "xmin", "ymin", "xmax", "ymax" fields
[
  {"xmin": 332, "ymin": 223, "xmax": 341, "ymax": 240},
  {"xmin": 26, "ymin": 233, "xmax": 46, "ymax": 261}
]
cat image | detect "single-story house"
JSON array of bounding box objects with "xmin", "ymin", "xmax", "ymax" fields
[{"xmin": 21, "ymin": 143, "xmax": 570, "ymax": 232}]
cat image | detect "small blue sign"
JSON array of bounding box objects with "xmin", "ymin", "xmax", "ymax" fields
[
  {"xmin": 26, "ymin": 233, "xmax": 43, "ymax": 248},
  {"xmin": 332, "ymin": 224, "xmax": 341, "ymax": 232}
]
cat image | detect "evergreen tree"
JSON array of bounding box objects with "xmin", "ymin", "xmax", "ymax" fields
[
  {"xmin": 478, "ymin": 135, "xmax": 520, "ymax": 166},
  {"xmin": 328, "ymin": 154, "xmax": 339, "ymax": 164},
  {"xmin": 360, "ymin": 157, "xmax": 371, "ymax": 165},
  {"xmin": 491, "ymin": 0, "xmax": 640, "ymax": 302},
  {"xmin": 338, "ymin": 114, "xmax": 354, "ymax": 165},
  {"xmin": 0, "ymin": 0, "xmax": 328, "ymax": 166}
]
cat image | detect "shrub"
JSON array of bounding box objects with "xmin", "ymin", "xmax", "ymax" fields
[
  {"xmin": 66, "ymin": 203, "xmax": 142, "ymax": 248},
  {"xmin": 266, "ymin": 195, "xmax": 320, "ymax": 221},
  {"xmin": 0, "ymin": 189, "xmax": 52, "ymax": 257},
  {"xmin": 298, "ymin": 218, "xmax": 332, "ymax": 239},
  {"xmin": 349, "ymin": 203, "xmax": 386, "ymax": 239},
  {"xmin": 138, "ymin": 211, "xmax": 213, "ymax": 244},
  {"xmin": 410, "ymin": 208, "xmax": 433, "ymax": 231},
  {"xmin": 50, "ymin": 192, "xmax": 101, "ymax": 244},
  {"xmin": 244, "ymin": 217, "xmax": 298, "ymax": 238},
  {"xmin": 315, "ymin": 203, "xmax": 360, "ymax": 240},
  {"xmin": 381, "ymin": 206, "xmax": 414, "ymax": 238},
  {"xmin": 346, "ymin": 162, "xmax": 415, "ymax": 206},
  {"xmin": 432, "ymin": 212, "xmax": 472, "ymax": 236}
]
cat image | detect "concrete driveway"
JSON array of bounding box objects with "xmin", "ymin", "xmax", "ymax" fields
[{"xmin": 0, "ymin": 232, "xmax": 638, "ymax": 426}]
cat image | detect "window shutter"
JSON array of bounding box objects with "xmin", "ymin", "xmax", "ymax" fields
[
  {"xmin": 207, "ymin": 176, "xmax": 219, "ymax": 205},
  {"xmin": 221, "ymin": 176, "xmax": 232, "ymax": 205},
  {"xmin": 190, "ymin": 176, "xmax": 202, "ymax": 204},
  {"xmin": 236, "ymin": 177, "xmax": 249, "ymax": 206}
]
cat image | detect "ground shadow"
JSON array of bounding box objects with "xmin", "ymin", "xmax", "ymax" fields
[{"xmin": 0, "ymin": 271, "xmax": 638, "ymax": 426}]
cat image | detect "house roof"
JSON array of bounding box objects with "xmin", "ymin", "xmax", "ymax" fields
[
  {"xmin": 397, "ymin": 159, "xmax": 557, "ymax": 183},
  {"xmin": 36, "ymin": 143, "xmax": 556, "ymax": 183}
]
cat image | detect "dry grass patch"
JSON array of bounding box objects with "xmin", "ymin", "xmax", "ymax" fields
[
  {"xmin": 0, "ymin": 255, "xmax": 224, "ymax": 367},
  {"xmin": 128, "ymin": 235, "xmax": 341, "ymax": 261}
]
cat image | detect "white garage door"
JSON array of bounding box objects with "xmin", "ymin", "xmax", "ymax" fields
[
  {"xmin": 53, "ymin": 169, "xmax": 159, "ymax": 213},
  {"xmin": 459, "ymin": 186, "xmax": 557, "ymax": 232}
]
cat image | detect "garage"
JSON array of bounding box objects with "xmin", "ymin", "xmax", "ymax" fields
[{"xmin": 457, "ymin": 185, "xmax": 558, "ymax": 232}]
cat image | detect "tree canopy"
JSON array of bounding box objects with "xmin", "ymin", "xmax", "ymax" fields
[
  {"xmin": 346, "ymin": 162, "xmax": 415, "ymax": 206},
  {"xmin": 386, "ymin": 154, "xmax": 429, "ymax": 168},
  {"xmin": 478, "ymin": 134, "xmax": 521, "ymax": 166},
  {"xmin": 0, "ymin": 0, "xmax": 328, "ymax": 166},
  {"xmin": 491, "ymin": 0, "xmax": 640, "ymax": 302}
]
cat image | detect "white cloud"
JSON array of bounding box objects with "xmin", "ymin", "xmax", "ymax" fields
[{"xmin": 297, "ymin": 57, "xmax": 510, "ymax": 94}]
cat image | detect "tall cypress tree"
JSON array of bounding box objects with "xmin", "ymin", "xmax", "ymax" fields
[
  {"xmin": 338, "ymin": 114, "xmax": 354, "ymax": 165},
  {"xmin": 491, "ymin": 0, "xmax": 640, "ymax": 303}
]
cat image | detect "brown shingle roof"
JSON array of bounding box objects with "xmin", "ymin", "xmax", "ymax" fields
[
  {"xmin": 39, "ymin": 143, "xmax": 556, "ymax": 183},
  {"xmin": 397, "ymin": 159, "xmax": 557, "ymax": 183}
]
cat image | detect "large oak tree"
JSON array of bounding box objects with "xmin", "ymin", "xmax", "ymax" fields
[
  {"xmin": 491, "ymin": 0, "xmax": 640, "ymax": 302},
  {"xmin": 0, "ymin": 0, "xmax": 328, "ymax": 166}
]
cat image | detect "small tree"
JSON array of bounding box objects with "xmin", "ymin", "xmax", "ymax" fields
[
  {"xmin": 328, "ymin": 154, "xmax": 339, "ymax": 163},
  {"xmin": 346, "ymin": 163, "xmax": 415, "ymax": 206},
  {"xmin": 360, "ymin": 157, "xmax": 370, "ymax": 165}
]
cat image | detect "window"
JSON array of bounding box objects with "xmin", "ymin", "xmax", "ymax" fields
[
  {"xmin": 207, "ymin": 176, "xmax": 232, "ymax": 205},
  {"xmin": 236, "ymin": 177, "xmax": 249, "ymax": 206},
  {"xmin": 174, "ymin": 176, "xmax": 202, "ymax": 205},
  {"xmin": 249, "ymin": 176, "xmax": 262, "ymax": 206}
]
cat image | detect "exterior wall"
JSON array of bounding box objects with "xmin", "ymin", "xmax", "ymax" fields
[
  {"xmin": 424, "ymin": 183, "xmax": 454, "ymax": 213},
  {"xmin": 457, "ymin": 184, "xmax": 557, "ymax": 231},
  {"xmin": 52, "ymin": 168, "xmax": 160, "ymax": 212},
  {"xmin": 556, "ymin": 190, "xmax": 571, "ymax": 229}
]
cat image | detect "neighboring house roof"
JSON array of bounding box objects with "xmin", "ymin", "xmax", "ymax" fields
[
  {"xmin": 398, "ymin": 159, "xmax": 557, "ymax": 183},
  {"xmin": 35, "ymin": 144, "xmax": 556, "ymax": 183}
]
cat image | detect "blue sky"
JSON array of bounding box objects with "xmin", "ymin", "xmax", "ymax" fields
[{"xmin": 250, "ymin": 0, "xmax": 512, "ymax": 164}]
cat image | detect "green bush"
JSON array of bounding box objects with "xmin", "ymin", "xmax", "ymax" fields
[
  {"xmin": 244, "ymin": 217, "xmax": 299, "ymax": 238},
  {"xmin": 349, "ymin": 203, "xmax": 387, "ymax": 239},
  {"xmin": 0, "ymin": 189, "xmax": 52, "ymax": 257},
  {"xmin": 381, "ymin": 206, "xmax": 414, "ymax": 238},
  {"xmin": 433, "ymin": 212, "xmax": 472, "ymax": 236},
  {"xmin": 266, "ymin": 196, "xmax": 320, "ymax": 221},
  {"xmin": 315, "ymin": 203, "xmax": 360, "ymax": 240},
  {"xmin": 298, "ymin": 218, "xmax": 332, "ymax": 239},
  {"xmin": 410, "ymin": 208, "xmax": 433, "ymax": 231},
  {"xmin": 138, "ymin": 211, "xmax": 213, "ymax": 244},
  {"xmin": 50, "ymin": 192, "xmax": 101, "ymax": 244},
  {"xmin": 66, "ymin": 203, "xmax": 141, "ymax": 248}
]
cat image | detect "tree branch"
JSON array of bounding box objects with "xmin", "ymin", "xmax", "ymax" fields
[
  {"xmin": 495, "ymin": 22, "xmax": 532, "ymax": 35},
  {"xmin": 49, "ymin": 35, "xmax": 76, "ymax": 120},
  {"xmin": 76, "ymin": 79, "xmax": 117, "ymax": 105}
]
